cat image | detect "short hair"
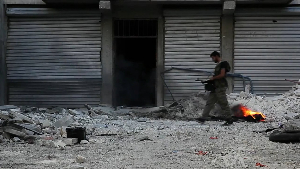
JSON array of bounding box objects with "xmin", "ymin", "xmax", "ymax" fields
[{"xmin": 210, "ymin": 51, "xmax": 220, "ymax": 57}]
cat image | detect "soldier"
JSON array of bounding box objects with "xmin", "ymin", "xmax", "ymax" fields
[{"xmin": 198, "ymin": 51, "xmax": 233, "ymax": 126}]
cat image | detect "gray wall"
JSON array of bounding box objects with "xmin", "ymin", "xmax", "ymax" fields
[{"xmin": 0, "ymin": 0, "xmax": 7, "ymax": 105}]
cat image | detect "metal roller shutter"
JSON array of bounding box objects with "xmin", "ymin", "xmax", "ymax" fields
[
  {"xmin": 164, "ymin": 9, "xmax": 221, "ymax": 103},
  {"xmin": 234, "ymin": 7, "xmax": 300, "ymax": 96},
  {"xmin": 6, "ymin": 8, "xmax": 102, "ymax": 107}
]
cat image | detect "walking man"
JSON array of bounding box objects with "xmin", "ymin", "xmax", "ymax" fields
[{"xmin": 198, "ymin": 51, "xmax": 233, "ymax": 126}]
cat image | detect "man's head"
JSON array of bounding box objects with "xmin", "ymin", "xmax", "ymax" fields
[{"xmin": 210, "ymin": 51, "xmax": 221, "ymax": 63}]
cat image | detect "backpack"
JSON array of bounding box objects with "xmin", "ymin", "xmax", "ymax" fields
[{"xmin": 222, "ymin": 61, "xmax": 231, "ymax": 73}]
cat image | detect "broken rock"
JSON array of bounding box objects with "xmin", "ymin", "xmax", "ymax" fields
[
  {"xmin": 13, "ymin": 137, "xmax": 21, "ymax": 142},
  {"xmin": 68, "ymin": 109, "xmax": 81, "ymax": 116},
  {"xmin": 63, "ymin": 138, "xmax": 78, "ymax": 146},
  {"xmin": 76, "ymin": 155, "xmax": 86, "ymax": 163},
  {"xmin": 39, "ymin": 120, "xmax": 52, "ymax": 128},
  {"xmin": 80, "ymin": 140, "xmax": 89, "ymax": 144},
  {"xmin": 50, "ymin": 140, "xmax": 66, "ymax": 149},
  {"xmin": 9, "ymin": 111, "xmax": 34, "ymax": 124},
  {"xmin": 0, "ymin": 111, "xmax": 10, "ymax": 120},
  {"xmin": 54, "ymin": 116, "xmax": 75, "ymax": 128},
  {"xmin": 3, "ymin": 126, "xmax": 27, "ymax": 137}
]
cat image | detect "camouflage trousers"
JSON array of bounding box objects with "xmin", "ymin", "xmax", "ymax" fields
[{"xmin": 202, "ymin": 87, "xmax": 232, "ymax": 119}]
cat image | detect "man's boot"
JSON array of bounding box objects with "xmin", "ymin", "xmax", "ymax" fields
[{"xmin": 196, "ymin": 116, "xmax": 211, "ymax": 123}]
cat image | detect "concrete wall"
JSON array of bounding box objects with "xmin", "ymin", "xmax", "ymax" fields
[
  {"xmin": 3, "ymin": 0, "xmax": 45, "ymax": 4},
  {"xmin": 0, "ymin": 0, "xmax": 7, "ymax": 105},
  {"xmin": 221, "ymin": 15, "xmax": 234, "ymax": 93},
  {"xmin": 101, "ymin": 13, "xmax": 114, "ymax": 105}
]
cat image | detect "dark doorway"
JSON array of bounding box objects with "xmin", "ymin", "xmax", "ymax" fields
[
  {"xmin": 115, "ymin": 38, "xmax": 156, "ymax": 107},
  {"xmin": 114, "ymin": 19, "xmax": 157, "ymax": 107}
]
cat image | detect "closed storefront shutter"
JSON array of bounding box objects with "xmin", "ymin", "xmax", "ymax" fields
[
  {"xmin": 163, "ymin": 9, "xmax": 221, "ymax": 103},
  {"xmin": 6, "ymin": 8, "xmax": 102, "ymax": 107},
  {"xmin": 234, "ymin": 8, "xmax": 300, "ymax": 95}
]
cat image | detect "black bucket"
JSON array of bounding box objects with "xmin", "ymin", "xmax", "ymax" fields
[{"xmin": 66, "ymin": 127, "xmax": 86, "ymax": 143}]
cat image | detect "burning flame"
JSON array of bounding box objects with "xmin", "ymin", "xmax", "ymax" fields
[{"xmin": 240, "ymin": 106, "xmax": 266, "ymax": 121}]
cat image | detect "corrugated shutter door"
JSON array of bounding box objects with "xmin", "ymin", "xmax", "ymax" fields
[
  {"xmin": 6, "ymin": 10, "xmax": 102, "ymax": 107},
  {"xmin": 164, "ymin": 9, "xmax": 221, "ymax": 103},
  {"xmin": 234, "ymin": 8, "xmax": 300, "ymax": 95}
]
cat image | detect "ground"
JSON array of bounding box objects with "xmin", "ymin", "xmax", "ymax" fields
[{"xmin": 1, "ymin": 119, "xmax": 299, "ymax": 169}]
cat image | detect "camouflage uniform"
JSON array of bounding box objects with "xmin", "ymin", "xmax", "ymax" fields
[{"xmin": 202, "ymin": 61, "xmax": 232, "ymax": 120}]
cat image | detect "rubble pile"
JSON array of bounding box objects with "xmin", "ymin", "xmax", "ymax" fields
[
  {"xmin": 227, "ymin": 84, "xmax": 300, "ymax": 122},
  {"xmin": 0, "ymin": 83, "xmax": 300, "ymax": 144},
  {"xmin": 0, "ymin": 84, "xmax": 300, "ymax": 168}
]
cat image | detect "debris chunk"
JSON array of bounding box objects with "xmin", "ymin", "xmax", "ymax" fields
[
  {"xmin": 50, "ymin": 140, "xmax": 66, "ymax": 149},
  {"xmin": 54, "ymin": 116, "xmax": 75, "ymax": 128},
  {"xmin": 76, "ymin": 155, "xmax": 86, "ymax": 163},
  {"xmin": 9, "ymin": 111, "xmax": 34, "ymax": 124},
  {"xmin": 12, "ymin": 137, "xmax": 21, "ymax": 142},
  {"xmin": 39, "ymin": 120, "xmax": 52, "ymax": 128},
  {"xmin": 80, "ymin": 140, "xmax": 89, "ymax": 144},
  {"xmin": 63, "ymin": 138, "xmax": 78, "ymax": 146}
]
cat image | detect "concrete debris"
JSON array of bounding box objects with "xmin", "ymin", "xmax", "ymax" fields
[
  {"xmin": 39, "ymin": 120, "xmax": 52, "ymax": 128},
  {"xmin": 3, "ymin": 127, "xmax": 27, "ymax": 137},
  {"xmin": 50, "ymin": 140, "xmax": 66, "ymax": 149},
  {"xmin": 282, "ymin": 119, "xmax": 300, "ymax": 132},
  {"xmin": 0, "ymin": 83, "xmax": 300, "ymax": 167},
  {"xmin": 12, "ymin": 137, "xmax": 21, "ymax": 142},
  {"xmin": 0, "ymin": 111, "xmax": 10, "ymax": 120},
  {"xmin": 63, "ymin": 138, "xmax": 78, "ymax": 146},
  {"xmin": 54, "ymin": 116, "xmax": 75, "ymax": 128},
  {"xmin": 80, "ymin": 140, "xmax": 89, "ymax": 144},
  {"xmin": 75, "ymin": 155, "xmax": 86, "ymax": 163},
  {"xmin": 9, "ymin": 111, "xmax": 34, "ymax": 124},
  {"xmin": 0, "ymin": 105, "xmax": 18, "ymax": 110}
]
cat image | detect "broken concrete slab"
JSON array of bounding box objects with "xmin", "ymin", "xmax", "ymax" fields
[
  {"xmin": 3, "ymin": 126, "xmax": 27, "ymax": 137},
  {"xmin": 80, "ymin": 140, "xmax": 89, "ymax": 144},
  {"xmin": 9, "ymin": 111, "xmax": 34, "ymax": 124},
  {"xmin": 0, "ymin": 105, "xmax": 18, "ymax": 110},
  {"xmin": 0, "ymin": 111, "xmax": 10, "ymax": 120},
  {"xmin": 39, "ymin": 120, "xmax": 53, "ymax": 128},
  {"xmin": 13, "ymin": 137, "xmax": 21, "ymax": 142},
  {"xmin": 50, "ymin": 140, "xmax": 66, "ymax": 149},
  {"xmin": 68, "ymin": 109, "xmax": 82, "ymax": 116},
  {"xmin": 63, "ymin": 138, "xmax": 78, "ymax": 146},
  {"xmin": 54, "ymin": 116, "xmax": 75, "ymax": 128},
  {"xmin": 15, "ymin": 123, "xmax": 43, "ymax": 135}
]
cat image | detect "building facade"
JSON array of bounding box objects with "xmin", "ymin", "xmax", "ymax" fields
[{"xmin": 0, "ymin": 0, "xmax": 299, "ymax": 107}]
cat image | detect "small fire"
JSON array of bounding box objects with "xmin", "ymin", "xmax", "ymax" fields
[{"xmin": 240, "ymin": 106, "xmax": 266, "ymax": 122}]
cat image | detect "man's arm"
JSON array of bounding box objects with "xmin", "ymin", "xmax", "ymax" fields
[{"xmin": 210, "ymin": 68, "xmax": 226, "ymax": 80}]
